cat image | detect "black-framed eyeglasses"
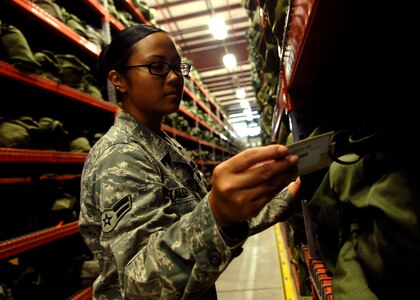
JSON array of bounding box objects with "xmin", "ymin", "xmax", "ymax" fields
[{"xmin": 122, "ymin": 62, "xmax": 191, "ymax": 76}]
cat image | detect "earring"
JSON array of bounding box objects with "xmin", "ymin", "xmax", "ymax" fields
[{"xmin": 116, "ymin": 86, "xmax": 120, "ymax": 90}]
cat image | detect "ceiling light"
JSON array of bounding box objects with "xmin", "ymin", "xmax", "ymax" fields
[
  {"xmin": 245, "ymin": 114, "xmax": 253, "ymax": 121},
  {"xmin": 232, "ymin": 122, "xmax": 261, "ymax": 138},
  {"xmin": 223, "ymin": 53, "xmax": 237, "ymax": 70},
  {"xmin": 232, "ymin": 122, "xmax": 248, "ymax": 137},
  {"xmin": 247, "ymin": 125, "xmax": 261, "ymax": 137},
  {"xmin": 208, "ymin": 17, "xmax": 227, "ymax": 40},
  {"xmin": 240, "ymin": 99, "xmax": 250, "ymax": 109},
  {"xmin": 243, "ymin": 107, "xmax": 253, "ymax": 121},
  {"xmin": 236, "ymin": 88, "xmax": 246, "ymax": 99}
]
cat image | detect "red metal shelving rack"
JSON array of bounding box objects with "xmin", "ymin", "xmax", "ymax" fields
[
  {"xmin": 82, "ymin": 0, "xmax": 125, "ymax": 31},
  {"xmin": 69, "ymin": 287, "xmax": 93, "ymax": 300},
  {"xmin": 8, "ymin": 0, "xmax": 100, "ymax": 57},
  {"xmin": 0, "ymin": 221, "xmax": 80, "ymax": 260},
  {"xmin": 272, "ymin": 0, "xmax": 338, "ymax": 299},
  {"xmin": 0, "ymin": 1, "xmax": 239, "ymax": 299},
  {"xmin": 0, "ymin": 174, "xmax": 81, "ymax": 185},
  {"xmin": 183, "ymin": 87, "xmax": 225, "ymax": 128},
  {"xmin": 0, "ymin": 148, "xmax": 87, "ymax": 164},
  {"xmin": 120, "ymin": 0, "xmax": 151, "ymax": 25},
  {"xmin": 0, "ymin": 61, "xmax": 118, "ymax": 114},
  {"xmin": 162, "ymin": 124, "xmax": 235, "ymax": 156},
  {"xmin": 179, "ymin": 105, "xmax": 221, "ymax": 137}
]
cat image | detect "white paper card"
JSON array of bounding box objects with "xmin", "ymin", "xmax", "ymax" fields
[{"xmin": 287, "ymin": 131, "xmax": 334, "ymax": 176}]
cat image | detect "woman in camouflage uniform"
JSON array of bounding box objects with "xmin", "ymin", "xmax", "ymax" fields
[{"xmin": 78, "ymin": 24, "xmax": 300, "ymax": 299}]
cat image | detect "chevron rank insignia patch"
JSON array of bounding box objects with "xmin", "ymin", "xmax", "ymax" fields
[{"xmin": 101, "ymin": 195, "xmax": 132, "ymax": 233}]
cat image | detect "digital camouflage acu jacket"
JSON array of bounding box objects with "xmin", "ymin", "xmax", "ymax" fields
[{"xmin": 79, "ymin": 109, "xmax": 294, "ymax": 299}]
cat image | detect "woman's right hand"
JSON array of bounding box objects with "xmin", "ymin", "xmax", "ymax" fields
[{"xmin": 209, "ymin": 144, "xmax": 299, "ymax": 228}]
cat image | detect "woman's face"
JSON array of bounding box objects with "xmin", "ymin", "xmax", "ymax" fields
[{"xmin": 117, "ymin": 32, "xmax": 185, "ymax": 128}]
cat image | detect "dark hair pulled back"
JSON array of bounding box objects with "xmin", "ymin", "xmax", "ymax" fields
[{"xmin": 97, "ymin": 24, "xmax": 165, "ymax": 79}]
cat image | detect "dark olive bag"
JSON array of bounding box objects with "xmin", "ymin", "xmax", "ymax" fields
[
  {"xmin": 0, "ymin": 22, "xmax": 41, "ymax": 72},
  {"xmin": 307, "ymin": 139, "xmax": 420, "ymax": 299}
]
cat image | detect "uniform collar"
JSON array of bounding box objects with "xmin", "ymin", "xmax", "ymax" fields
[{"xmin": 114, "ymin": 109, "xmax": 188, "ymax": 164}]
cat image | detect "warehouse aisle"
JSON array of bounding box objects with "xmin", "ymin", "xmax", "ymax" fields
[{"xmin": 216, "ymin": 225, "xmax": 285, "ymax": 300}]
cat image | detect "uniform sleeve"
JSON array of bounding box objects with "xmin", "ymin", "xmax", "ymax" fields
[
  {"xmin": 248, "ymin": 186, "xmax": 298, "ymax": 235},
  {"xmin": 124, "ymin": 198, "xmax": 242, "ymax": 299},
  {"xmin": 80, "ymin": 143, "xmax": 244, "ymax": 299}
]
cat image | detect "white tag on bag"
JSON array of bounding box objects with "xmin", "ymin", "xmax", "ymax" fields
[{"xmin": 287, "ymin": 131, "xmax": 334, "ymax": 176}]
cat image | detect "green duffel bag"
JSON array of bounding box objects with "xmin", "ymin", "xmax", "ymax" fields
[
  {"xmin": 34, "ymin": 49, "xmax": 62, "ymax": 82},
  {"xmin": 50, "ymin": 192, "xmax": 79, "ymax": 223},
  {"xmin": 62, "ymin": 11, "xmax": 89, "ymax": 39},
  {"xmin": 80, "ymin": 73, "xmax": 103, "ymax": 99},
  {"xmin": 132, "ymin": 0, "xmax": 152, "ymax": 21},
  {"xmin": 0, "ymin": 22, "xmax": 42, "ymax": 72},
  {"xmin": 307, "ymin": 131, "xmax": 420, "ymax": 300},
  {"xmin": 68, "ymin": 136, "xmax": 91, "ymax": 153},
  {"xmin": 107, "ymin": 0, "xmax": 136, "ymax": 27},
  {"xmin": 0, "ymin": 119, "xmax": 31, "ymax": 148},
  {"xmin": 33, "ymin": 0, "xmax": 65, "ymax": 22},
  {"xmin": 85, "ymin": 25, "xmax": 108, "ymax": 49},
  {"xmin": 241, "ymin": 0, "xmax": 258, "ymax": 12},
  {"xmin": 0, "ymin": 117, "xmax": 40, "ymax": 148},
  {"xmin": 264, "ymin": 0, "xmax": 289, "ymax": 40},
  {"xmin": 55, "ymin": 53, "xmax": 90, "ymax": 89},
  {"xmin": 37, "ymin": 117, "xmax": 68, "ymax": 150}
]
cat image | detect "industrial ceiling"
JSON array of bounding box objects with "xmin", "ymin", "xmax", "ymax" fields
[{"xmin": 147, "ymin": 0, "xmax": 259, "ymax": 136}]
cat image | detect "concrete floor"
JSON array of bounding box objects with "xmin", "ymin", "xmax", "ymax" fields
[{"xmin": 216, "ymin": 226, "xmax": 285, "ymax": 300}]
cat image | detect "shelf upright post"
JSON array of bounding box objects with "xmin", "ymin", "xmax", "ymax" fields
[
  {"xmin": 101, "ymin": 0, "xmax": 117, "ymax": 104},
  {"xmin": 215, "ymin": 104, "xmax": 220, "ymax": 123},
  {"xmin": 197, "ymin": 138, "xmax": 204, "ymax": 174}
]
